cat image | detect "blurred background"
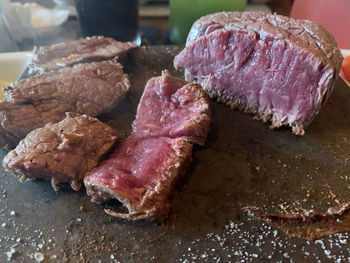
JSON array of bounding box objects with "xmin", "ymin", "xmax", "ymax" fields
[{"xmin": 0, "ymin": 0, "xmax": 295, "ymax": 52}]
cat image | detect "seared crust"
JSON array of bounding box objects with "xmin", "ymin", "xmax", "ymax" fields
[
  {"xmin": 30, "ymin": 36, "xmax": 137, "ymax": 74},
  {"xmin": 178, "ymin": 12, "xmax": 343, "ymax": 135},
  {"xmin": 0, "ymin": 60, "xmax": 130, "ymax": 148},
  {"xmin": 3, "ymin": 113, "xmax": 119, "ymax": 191}
]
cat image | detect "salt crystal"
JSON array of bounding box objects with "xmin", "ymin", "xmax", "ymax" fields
[
  {"xmin": 6, "ymin": 247, "xmax": 16, "ymax": 261},
  {"xmin": 34, "ymin": 252, "xmax": 44, "ymax": 262}
]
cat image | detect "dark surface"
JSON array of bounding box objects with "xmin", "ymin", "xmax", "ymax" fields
[{"xmin": 1, "ymin": 46, "xmax": 350, "ymax": 262}]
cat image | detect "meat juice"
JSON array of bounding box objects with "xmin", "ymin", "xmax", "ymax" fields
[
  {"xmin": 74, "ymin": 0, "xmax": 138, "ymax": 41},
  {"xmin": 169, "ymin": 0, "xmax": 246, "ymax": 44}
]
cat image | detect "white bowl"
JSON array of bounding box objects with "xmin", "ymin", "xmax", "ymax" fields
[{"xmin": 0, "ymin": 51, "xmax": 34, "ymax": 99}]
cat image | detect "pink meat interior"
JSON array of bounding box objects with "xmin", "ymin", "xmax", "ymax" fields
[
  {"xmin": 174, "ymin": 29, "xmax": 330, "ymax": 125},
  {"xmin": 85, "ymin": 136, "xmax": 178, "ymax": 201},
  {"xmin": 132, "ymin": 75, "xmax": 203, "ymax": 139}
]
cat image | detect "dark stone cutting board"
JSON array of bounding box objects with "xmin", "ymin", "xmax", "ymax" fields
[{"xmin": 0, "ymin": 46, "xmax": 349, "ymax": 262}]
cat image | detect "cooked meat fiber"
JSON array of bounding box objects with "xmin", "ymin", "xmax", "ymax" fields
[
  {"xmin": 174, "ymin": 12, "xmax": 343, "ymax": 135},
  {"xmin": 132, "ymin": 70, "xmax": 211, "ymax": 145},
  {"xmin": 84, "ymin": 71, "xmax": 211, "ymax": 222},
  {"xmin": 30, "ymin": 36, "xmax": 137, "ymax": 74},
  {"xmin": 84, "ymin": 136, "xmax": 193, "ymax": 221},
  {"xmin": 0, "ymin": 60, "xmax": 130, "ymax": 148},
  {"xmin": 3, "ymin": 113, "xmax": 119, "ymax": 191}
]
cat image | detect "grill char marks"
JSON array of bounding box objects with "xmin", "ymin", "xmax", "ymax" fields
[
  {"xmin": 3, "ymin": 113, "xmax": 119, "ymax": 191},
  {"xmin": 174, "ymin": 12, "xmax": 343, "ymax": 135},
  {"xmin": 84, "ymin": 71, "xmax": 211, "ymax": 222}
]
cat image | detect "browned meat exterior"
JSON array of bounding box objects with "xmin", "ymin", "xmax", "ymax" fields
[
  {"xmin": 29, "ymin": 36, "xmax": 137, "ymax": 74},
  {"xmin": 0, "ymin": 60, "xmax": 130, "ymax": 148},
  {"xmin": 3, "ymin": 113, "xmax": 119, "ymax": 191},
  {"xmin": 174, "ymin": 12, "xmax": 343, "ymax": 135},
  {"xmin": 132, "ymin": 70, "xmax": 211, "ymax": 145},
  {"xmin": 84, "ymin": 136, "xmax": 193, "ymax": 221},
  {"xmin": 84, "ymin": 71, "xmax": 211, "ymax": 222}
]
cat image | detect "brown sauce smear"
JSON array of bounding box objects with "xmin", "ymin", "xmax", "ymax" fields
[{"xmin": 244, "ymin": 203, "xmax": 350, "ymax": 240}]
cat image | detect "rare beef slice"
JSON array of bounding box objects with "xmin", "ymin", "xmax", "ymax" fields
[
  {"xmin": 174, "ymin": 12, "xmax": 343, "ymax": 135},
  {"xmin": 84, "ymin": 136, "xmax": 193, "ymax": 221},
  {"xmin": 3, "ymin": 113, "xmax": 119, "ymax": 191},
  {"xmin": 132, "ymin": 70, "xmax": 211, "ymax": 145},
  {"xmin": 84, "ymin": 71, "xmax": 211, "ymax": 222},
  {"xmin": 0, "ymin": 60, "xmax": 130, "ymax": 148},
  {"xmin": 29, "ymin": 36, "xmax": 137, "ymax": 74}
]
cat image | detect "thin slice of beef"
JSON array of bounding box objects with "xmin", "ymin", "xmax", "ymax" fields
[
  {"xmin": 84, "ymin": 136, "xmax": 193, "ymax": 221},
  {"xmin": 0, "ymin": 60, "xmax": 130, "ymax": 148},
  {"xmin": 29, "ymin": 36, "xmax": 137, "ymax": 74},
  {"xmin": 84, "ymin": 71, "xmax": 211, "ymax": 222},
  {"xmin": 174, "ymin": 12, "xmax": 343, "ymax": 135},
  {"xmin": 132, "ymin": 70, "xmax": 211, "ymax": 145},
  {"xmin": 3, "ymin": 113, "xmax": 119, "ymax": 191}
]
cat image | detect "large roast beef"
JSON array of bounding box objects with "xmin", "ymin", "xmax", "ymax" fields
[{"xmin": 174, "ymin": 12, "xmax": 343, "ymax": 135}]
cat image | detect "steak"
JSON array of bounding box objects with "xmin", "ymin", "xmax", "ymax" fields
[
  {"xmin": 3, "ymin": 113, "xmax": 119, "ymax": 191},
  {"xmin": 132, "ymin": 70, "xmax": 211, "ymax": 145},
  {"xmin": 0, "ymin": 60, "xmax": 130, "ymax": 148},
  {"xmin": 29, "ymin": 36, "xmax": 137, "ymax": 74},
  {"xmin": 84, "ymin": 136, "xmax": 193, "ymax": 221},
  {"xmin": 174, "ymin": 12, "xmax": 343, "ymax": 135},
  {"xmin": 84, "ymin": 71, "xmax": 211, "ymax": 221}
]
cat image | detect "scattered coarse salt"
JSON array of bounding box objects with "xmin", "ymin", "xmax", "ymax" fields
[
  {"xmin": 34, "ymin": 252, "xmax": 44, "ymax": 262},
  {"xmin": 6, "ymin": 247, "xmax": 16, "ymax": 261}
]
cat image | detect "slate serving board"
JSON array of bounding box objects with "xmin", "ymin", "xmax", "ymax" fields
[{"xmin": 0, "ymin": 46, "xmax": 349, "ymax": 262}]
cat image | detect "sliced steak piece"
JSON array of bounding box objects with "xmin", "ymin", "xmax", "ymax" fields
[
  {"xmin": 174, "ymin": 12, "xmax": 343, "ymax": 135},
  {"xmin": 84, "ymin": 71, "xmax": 211, "ymax": 222},
  {"xmin": 132, "ymin": 70, "xmax": 211, "ymax": 145},
  {"xmin": 84, "ymin": 136, "xmax": 193, "ymax": 222},
  {"xmin": 0, "ymin": 60, "xmax": 130, "ymax": 148},
  {"xmin": 3, "ymin": 113, "xmax": 119, "ymax": 191},
  {"xmin": 29, "ymin": 36, "xmax": 137, "ymax": 74}
]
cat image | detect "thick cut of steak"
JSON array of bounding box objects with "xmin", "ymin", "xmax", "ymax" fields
[
  {"xmin": 84, "ymin": 71, "xmax": 211, "ymax": 222},
  {"xmin": 84, "ymin": 136, "xmax": 193, "ymax": 221},
  {"xmin": 174, "ymin": 12, "xmax": 343, "ymax": 135},
  {"xmin": 132, "ymin": 70, "xmax": 211, "ymax": 145},
  {"xmin": 29, "ymin": 36, "xmax": 137, "ymax": 74},
  {"xmin": 3, "ymin": 113, "xmax": 119, "ymax": 191},
  {"xmin": 0, "ymin": 60, "xmax": 130, "ymax": 148}
]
